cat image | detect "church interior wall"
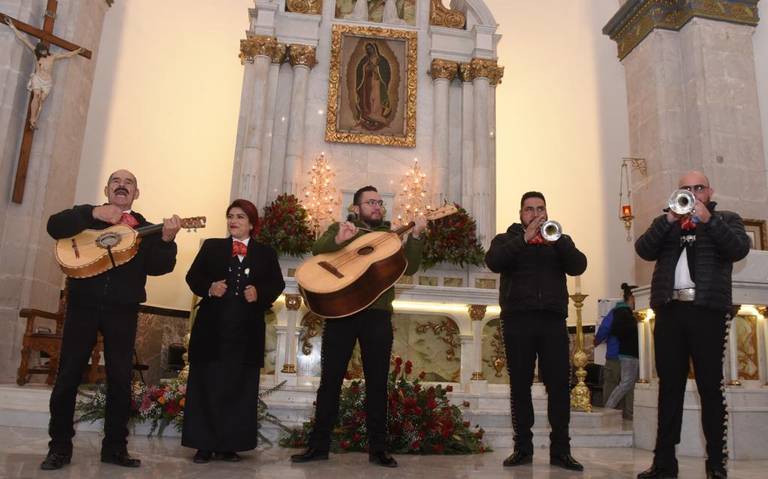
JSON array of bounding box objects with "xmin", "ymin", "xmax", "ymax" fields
[{"xmin": 73, "ymin": 1, "xmax": 768, "ymax": 325}]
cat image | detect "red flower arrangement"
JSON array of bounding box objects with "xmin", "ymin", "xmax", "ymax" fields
[
  {"xmin": 257, "ymin": 193, "xmax": 314, "ymax": 257},
  {"xmin": 281, "ymin": 357, "xmax": 489, "ymax": 454},
  {"xmin": 422, "ymin": 204, "xmax": 485, "ymax": 269}
]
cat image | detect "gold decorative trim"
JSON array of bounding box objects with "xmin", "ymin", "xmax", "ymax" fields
[
  {"xmin": 429, "ymin": 0, "xmax": 466, "ymax": 29},
  {"xmin": 285, "ymin": 293, "xmax": 303, "ymax": 311},
  {"xmin": 415, "ymin": 319, "xmax": 461, "ymax": 361},
  {"xmin": 326, "ymin": 25, "xmax": 418, "ymax": 148},
  {"xmin": 289, "ymin": 44, "xmax": 318, "ymax": 68},
  {"xmin": 430, "ymin": 59, "xmax": 459, "ymax": 81},
  {"xmin": 603, "ymin": 0, "xmax": 760, "ymax": 60},
  {"xmin": 468, "ymin": 304, "xmax": 487, "ymax": 321},
  {"xmin": 470, "ymin": 58, "xmax": 500, "ymax": 81},
  {"xmin": 459, "ymin": 63, "xmax": 475, "ymax": 82},
  {"xmin": 271, "ymin": 43, "xmax": 288, "ymax": 64},
  {"xmin": 488, "ymin": 65, "xmax": 505, "ymax": 86},
  {"xmin": 299, "ymin": 312, "xmax": 324, "ymax": 355},
  {"xmin": 240, "ymin": 35, "xmax": 278, "ymax": 65},
  {"xmin": 281, "ymin": 363, "xmax": 297, "ymax": 373},
  {"xmin": 471, "ymin": 371, "xmax": 485, "ymax": 380},
  {"xmin": 286, "ymin": 0, "xmax": 322, "ymax": 15}
]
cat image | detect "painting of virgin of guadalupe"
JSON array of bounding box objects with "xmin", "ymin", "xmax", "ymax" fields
[{"xmin": 326, "ymin": 25, "xmax": 417, "ymax": 147}]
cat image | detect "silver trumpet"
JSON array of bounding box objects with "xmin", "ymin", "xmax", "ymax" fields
[
  {"xmin": 667, "ymin": 189, "xmax": 696, "ymax": 215},
  {"xmin": 540, "ymin": 220, "xmax": 562, "ymax": 242}
]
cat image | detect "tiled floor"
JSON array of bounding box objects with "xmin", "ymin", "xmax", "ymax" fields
[{"xmin": 1, "ymin": 426, "xmax": 767, "ymax": 478}]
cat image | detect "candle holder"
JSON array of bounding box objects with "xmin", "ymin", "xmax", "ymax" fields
[{"xmin": 569, "ymin": 292, "xmax": 591, "ymax": 412}]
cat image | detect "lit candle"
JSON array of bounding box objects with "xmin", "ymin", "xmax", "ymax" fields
[{"xmin": 574, "ymin": 276, "xmax": 582, "ymax": 294}]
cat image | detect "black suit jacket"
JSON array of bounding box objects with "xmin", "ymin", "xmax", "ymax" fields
[{"xmin": 186, "ymin": 237, "xmax": 285, "ymax": 366}]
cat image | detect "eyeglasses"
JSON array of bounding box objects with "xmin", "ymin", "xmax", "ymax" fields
[
  {"xmin": 680, "ymin": 184, "xmax": 708, "ymax": 193},
  {"xmin": 361, "ymin": 199, "xmax": 384, "ymax": 207}
]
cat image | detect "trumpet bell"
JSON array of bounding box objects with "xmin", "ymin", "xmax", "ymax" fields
[
  {"xmin": 541, "ymin": 220, "xmax": 562, "ymax": 242},
  {"xmin": 668, "ymin": 189, "xmax": 695, "ymax": 215}
]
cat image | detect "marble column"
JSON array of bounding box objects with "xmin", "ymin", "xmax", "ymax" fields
[
  {"xmin": 604, "ymin": 1, "xmax": 767, "ymax": 284},
  {"xmin": 257, "ymin": 44, "xmax": 287, "ymax": 209},
  {"xmin": 459, "ymin": 63, "xmax": 475, "ymax": 213},
  {"xmin": 283, "ymin": 45, "xmax": 317, "ymax": 195},
  {"xmin": 430, "ymin": 59, "xmax": 458, "ymax": 205},
  {"xmin": 468, "ymin": 304, "xmax": 487, "ymax": 393},
  {"xmin": 0, "ymin": 0, "xmax": 111, "ymax": 382},
  {"xmin": 234, "ymin": 35, "xmax": 277, "ymax": 202},
  {"xmin": 470, "ymin": 59, "xmax": 497, "ymax": 248}
]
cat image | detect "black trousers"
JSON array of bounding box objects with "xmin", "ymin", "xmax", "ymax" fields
[
  {"xmin": 653, "ymin": 301, "xmax": 729, "ymax": 471},
  {"xmin": 48, "ymin": 302, "xmax": 138, "ymax": 455},
  {"xmin": 309, "ymin": 309, "xmax": 393, "ymax": 452},
  {"xmin": 502, "ymin": 310, "xmax": 571, "ymax": 455}
]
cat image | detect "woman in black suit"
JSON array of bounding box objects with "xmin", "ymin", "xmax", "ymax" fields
[{"xmin": 182, "ymin": 199, "xmax": 285, "ymax": 463}]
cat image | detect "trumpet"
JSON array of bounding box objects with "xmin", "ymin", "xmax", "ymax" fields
[
  {"xmin": 666, "ymin": 189, "xmax": 696, "ymax": 215},
  {"xmin": 540, "ymin": 220, "xmax": 562, "ymax": 242}
]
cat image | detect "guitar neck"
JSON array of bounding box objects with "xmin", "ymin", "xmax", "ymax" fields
[
  {"xmin": 135, "ymin": 224, "xmax": 163, "ymax": 237},
  {"xmin": 393, "ymin": 222, "xmax": 415, "ymax": 237}
]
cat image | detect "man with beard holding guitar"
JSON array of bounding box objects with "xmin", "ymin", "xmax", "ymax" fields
[
  {"xmin": 42, "ymin": 170, "xmax": 180, "ymax": 470},
  {"xmin": 291, "ymin": 185, "xmax": 426, "ymax": 468}
]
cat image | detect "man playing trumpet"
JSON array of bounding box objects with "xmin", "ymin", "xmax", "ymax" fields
[
  {"xmin": 635, "ymin": 171, "xmax": 750, "ymax": 479},
  {"xmin": 485, "ymin": 191, "xmax": 587, "ymax": 471}
]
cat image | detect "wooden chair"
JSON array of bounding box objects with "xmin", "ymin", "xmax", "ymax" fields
[{"xmin": 16, "ymin": 290, "xmax": 104, "ymax": 386}]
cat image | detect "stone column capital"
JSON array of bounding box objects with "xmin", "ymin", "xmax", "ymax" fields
[
  {"xmin": 469, "ymin": 58, "xmax": 502, "ymax": 84},
  {"xmin": 603, "ymin": 0, "xmax": 760, "ymax": 60},
  {"xmin": 468, "ymin": 304, "xmax": 487, "ymax": 321},
  {"xmin": 459, "ymin": 63, "xmax": 475, "ymax": 82},
  {"xmin": 285, "ymin": 293, "xmax": 303, "ymax": 311},
  {"xmin": 430, "ymin": 59, "xmax": 459, "ymax": 81},
  {"xmin": 288, "ymin": 44, "xmax": 318, "ymax": 68},
  {"xmin": 286, "ymin": 0, "xmax": 323, "ymax": 15},
  {"xmin": 240, "ymin": 35, "xmax": 278, "ymax": 64},
  {"xmin": 271, "ymin": 43, "xmax": 288, "ymax": 64}
]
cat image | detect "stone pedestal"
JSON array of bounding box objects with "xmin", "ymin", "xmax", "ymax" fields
[{"xmin": 0, "ymin": 0, "xmax": 111, "ymax": 383}]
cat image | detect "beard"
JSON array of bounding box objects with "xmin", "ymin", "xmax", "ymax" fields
[{"xmin": 361, "ymin": 213, "xmax": 383, "ymax": 227}]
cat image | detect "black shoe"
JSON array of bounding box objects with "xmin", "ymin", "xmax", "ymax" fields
[
  {"xmin": 290, "ymin": 448, "xmax": 329, "ymax": 463},
  {"xmin": 100, "ymin": 451, "xmax": 141, "ymax": 467},
  {"xmin": 193, "ymin": 450, "xmax": 212, "ymax": 464},
  {"xmin": 550, "ymin": 453, "xmax": 584, "ymax": 471},
  {"xmin": 637, "ymin": 464, "xmax": 678, "ymax": 478},
  {"xmin": 215, "ymin": 451, "xmax": 241, "ymax": 462},
  {"xmin": 706, "ymin": 467, "xmax": 727, "ymax": 479},
  {"xmin": 503, "ymin": 450, "xmax": 533, "ymax": 467},
  {"xmin": 40, "ymin": 451, "xmax": 71, "ymax": 470},
  {"xmin": 368, "ymin": 451, "xmax": 397, "ymax": 468}
]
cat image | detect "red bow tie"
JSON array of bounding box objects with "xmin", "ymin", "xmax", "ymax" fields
[
  {"xmin": 232, "ymin": 240, "xmax": 247, "ymax": 257},
  {"xmin": 119, "ymin": 212, "xmax": 138, "ymax": 227},
  {"xmin": 680, "ymin": 217, "xmax": 697, "ymax": 231}
]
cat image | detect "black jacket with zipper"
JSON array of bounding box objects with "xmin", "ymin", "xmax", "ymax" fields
[{"xmin": 485, "ymin": 223, "xmax": 587, "ymax": 317}]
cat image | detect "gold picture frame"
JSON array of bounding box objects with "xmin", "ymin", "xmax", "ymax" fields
[
  {"xmin": 326, "ymin": 24, "xmax": 417, "ymax": 147},
  {"xmin": 743, "ymin": 218, "xmax": 767, "ymax": 250}
]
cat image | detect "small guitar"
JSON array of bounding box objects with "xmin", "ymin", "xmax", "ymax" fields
[
  {"xmin": 296, "ymin": 204, "xmax": 458, "ymax": 318},
  {"xmin": 55, "ymin": 216, "xmax": 207, "ymax": 278}
]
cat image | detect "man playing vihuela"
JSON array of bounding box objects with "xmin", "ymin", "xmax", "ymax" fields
[{"xmin": 291, "ymin": 185, "xmax": 426, "ymax": 468}]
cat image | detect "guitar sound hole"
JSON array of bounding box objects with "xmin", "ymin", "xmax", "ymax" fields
[
  {"xmin": 357, "ymin": 246, "xmax": 374, "ymax": 256},
  {"xmin": 96, "ymin": 232, "xmax": 121, "ymax": 249}
]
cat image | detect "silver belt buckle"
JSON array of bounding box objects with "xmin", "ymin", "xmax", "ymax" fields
[{"xmin": 672, "ymin": 288, "xmax": 696, "ymax": 301}]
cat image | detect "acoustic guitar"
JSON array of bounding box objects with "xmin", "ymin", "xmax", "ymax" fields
[
  {"xmin": 55, "ymin": 216, "xmax": 206, "ymax": 278},
  {"xmin": 295, "ymin": 204, "xmax": 457, "ymax": 318}
]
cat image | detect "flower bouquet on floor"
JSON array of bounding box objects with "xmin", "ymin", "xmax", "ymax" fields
[{"xmin": 280, "ymin": 357, "xmax": 490, "ymax": 454}]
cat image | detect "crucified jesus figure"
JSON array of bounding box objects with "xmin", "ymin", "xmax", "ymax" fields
[{"xmin": 6, "ymin": 18, "xmax": 83, "ymax": 129}]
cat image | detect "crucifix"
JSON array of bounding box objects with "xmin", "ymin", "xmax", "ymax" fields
[{"xmin": 1, "ymin": 0, "xmax": 92, "ymax": 204}]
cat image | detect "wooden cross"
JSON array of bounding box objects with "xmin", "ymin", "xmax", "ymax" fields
[{"xmin": 1, "ymin": 0, "xmax": 92, "ymax": 204}]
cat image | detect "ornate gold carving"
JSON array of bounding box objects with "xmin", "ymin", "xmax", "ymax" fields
[
  {"xmin": 415, "ymin": 318, "xmax": 461, "ymax": 361},
  {"xmin": 488, "ymin": 65, "xmax": 505, "ymax": 86},
  {"xmin": 289, "ymin": 44, "xmax": 318, "ymax": 68},
  {"xmin": 299, "ymin": 312, "xmax": 324, "ymax": 356},
  {"xmin": 430, "ymin": 59, "xmax": 459, "ymax": 81},
  {"xmin": 489, "ymin": 321, "xmax": 506, "ymax": 377},
  {"xmin": 240, "ymin": 35, "xmax": 278, "ymax": 64},
  {"xmin": 281, "ymin": 363, "xmax": 297, "ymax": 373},
  {"xmin": 429, "ymin": 0, "xmax": 466, "ymax": 29},
  {"xmin": 604, "ymin": 0, "xmax": 760, "ymax": 60},
  {"xmin": 286, "ymin": 0, "xmax": 322, "ymax": 15},
  {"xmin": 325, "ymin": 25, "xmax": 418, "ymax": 148},
  {"xmin": 459, "ymin": 63, "xmax": 474, "ymax": 82},
  {"xmin": 470, "ymin": 58, "xmax": 500, "ymax": 81},
  {"xmin": 285, "ymin": 293, "xmax": 302, "ymax": 311},
  {"xmin": 271, "ymin": 43, "xmax": 288, "ymax": 64},
  {"xmin": 468, "ymin": 304, "xmax": 486, "ymax": 321}
]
